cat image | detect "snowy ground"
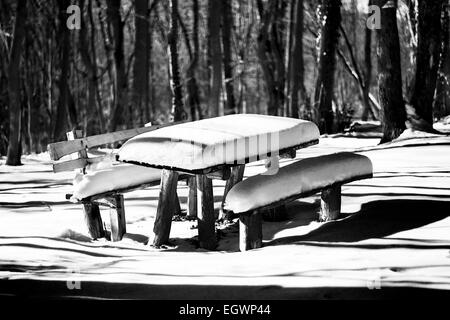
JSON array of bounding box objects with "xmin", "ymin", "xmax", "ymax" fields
[{"xmin": 1, "ymin": 132, "xmax": 450, "ymax": 299}]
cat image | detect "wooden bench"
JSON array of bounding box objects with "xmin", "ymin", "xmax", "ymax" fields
[
  {"xmin": 47, "ymin": 123, "xmax": 185, "ymax": 242},
  {"xmin": 223, "ymin": 152, "xmax": 373, "ymax": 251}
]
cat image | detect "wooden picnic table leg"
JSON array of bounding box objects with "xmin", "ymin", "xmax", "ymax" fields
[
  {"xmin": 153, "ymin": 169, "xmax": 179, "ymax": 247},
  {"xmin": 109, "ymin": 194, "xmax": 126, "ymax": 241},
  {"xmin": 220, "ymin": 164, "xmax": 245, "ymax": 220},
  {"xmin": 83, "ymin": 202, "xmax": 105, "ymax": 240},
  {"xmin": 196, "ymin": 174, "xmax": 217, "ymax": 250},
  {"xmin": 187, "ymin": 177, "xmax": 197, "ymax": 219}
]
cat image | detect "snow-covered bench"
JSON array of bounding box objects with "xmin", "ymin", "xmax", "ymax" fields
[
  {"xmin": 223, "ymin": 152, "xmax": 373, "ymax": 251},
  {"xmin": 47, "ymin": 123, "xmax": 184, "ymax": 241}
]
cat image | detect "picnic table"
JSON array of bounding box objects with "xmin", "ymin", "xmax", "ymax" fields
[{"xmin": 117, "ymin": 114, "xmax": 320, "ymax": 250}]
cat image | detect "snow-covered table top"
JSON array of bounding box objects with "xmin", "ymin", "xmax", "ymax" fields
[{"xmin": 117, "ymin": 114, "xmax": 320, "ymax": 172}]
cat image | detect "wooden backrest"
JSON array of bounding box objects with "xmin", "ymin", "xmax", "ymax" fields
[{"xmin": 48, "ymin": 121, "xmax": 187, "ymax": 173}]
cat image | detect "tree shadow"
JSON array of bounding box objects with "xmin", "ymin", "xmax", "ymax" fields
[{"xmin": 268, "ymin": 199, "xmax": 450, "ymax": 246}]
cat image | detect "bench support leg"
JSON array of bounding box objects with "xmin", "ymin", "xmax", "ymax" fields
[
  {"xmin": 174, "ymin": 191, "xmax": 182, "ymax": 216},
  {"xmin": 83, "ymin": 202, "xmax": 105, "ymax": 240},
  {"xmin": 239, "ymin": 210, "xmax": 263, "ymax": 251},
  {"xmin": 109, "ymin": 194, "xmax": 126, "ymax": 241},
  {"xmin": 187, "ymin": 177, "xmax": 197, "ymax": 219},
  {"xmin": 320, "ymin": 185, "xmax": 341, "ymax": 222},
  {"xmin": 220, "ymin": 165, "xmax": 245, "ymax": 220},
  {"xmin": 153, "ymin": 169, "xmax": 179, "ymax": 247},
  {"xmin": 196, "ymin": 174, "xmax": 217, "ymax": 250}
]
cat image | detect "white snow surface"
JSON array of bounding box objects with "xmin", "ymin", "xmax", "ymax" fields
[
  {"xmin": 1, "ymin": 129, "xmax": 450, "ymax": 298},
  {"xmin": 118, "ymin": 114, "xmax": 320, "ymax": 171},
  {"xmin": 224, "ymin": 152, "xmax": 373, "ymax": 213}
]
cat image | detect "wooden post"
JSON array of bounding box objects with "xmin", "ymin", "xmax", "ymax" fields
[
  {"xmin": 196, "ymin": 174, "xmax": 217, "ymax": 250},
  {"xmin": 220, "ymin": 165, "xmax": 245, "ymax": 220},
  {"xmin": 319, "ymin": 185, "xmax": 341, "ymax": 222},
  {"xmin": 67, "ymin": 130, "xmax": 105, "ymax": 239},
  {"xmin": 82, "ymin": 202, "xmax": 105, "ymax": 239},
  {"xmin": 187, "ymin": 177, "xmax": 197, "ymax": 219},
  {"xmin": 174, "ymin": 191, "xmax": 182, "ymax": 216},
  {"xmin": 239, "ymin": 210, "xmax": 263, "ymax": 251},
  {"xmin": 109, "ymin": 194, "xmax": 126, "ymax": 241},
  {"xmin": 153, "ymin": 169, "xmax": 179, "ymax": 246}
]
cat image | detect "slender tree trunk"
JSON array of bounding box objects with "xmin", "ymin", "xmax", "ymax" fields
[
  {"xmin": 314, "ymin": 0, "xmax": 341, "ymax": 134},
  {"xmin": 79, "ymin": 0, "xmax": 102, "ymax": 135},
  {"xmin": 222, "ymin": 0, "xmax": 237, "ymax": 115},
  {"xmin": 289, "ymin": 0, "xmax": 306, "ymax": 119},
  {"xmin": 133, "ymin": 0, "xmax": 149, "ymax": 125},
  {"xmin": 408, "ymin": 0, "xmax": 443, "ymax": 130},
  {"xmin": 208, "ymin": 0, "xmax": 222, "ymax": 117},
  {"xmin": 186, "ymin": 0, "xmax": 201, "ymax": 121},
  {"xmin": 435, "ymin": 1, "xmax": 450, "ymax": 119},
  {"xmin": 256, "ymin": 0, "xmax": 287, "ymax": 116},
  {"xmin": 168, "ymin": 0, "xmax": 186, "ymax": 122},
  {"xmin": 6, "ymin": 0, "xmax": 27, "ymax": 165},
  {"xmin": 375, "ymin": 0, "xmax": 406, "ymax": 143},
  {"xmin": 107, "ymin": 0, "xmax": 127, "ymax": 131},
  {"xmin": 361, "ymin": 0, "xmax": 373, "ymax": 121},
  {"xmin": 53, "ymin": 0, "xmax": 72, "ymax": 141}
]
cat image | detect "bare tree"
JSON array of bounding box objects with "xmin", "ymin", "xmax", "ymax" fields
[
  {"xmin": 6, "ymin": 0, "xmax": 27, "ymax": 165},
  {"xmin": 361, "ymin": 0, "xmax": 373, "ymax": 121},
  {"xmin": 256, "ymin": 0, "xmax": 287, "ymax": 116},
  {"xmin": 435, "ymin": 0, "xmax": 450, "ymax": 119},
  {"xmin": 374, "ymin": 0, "xmax": 406, "ymax": 143},
  {"xmin": 408, "ymin": 0, "xmax": 443, "ymax": 131},
  {"xmin": 132, "ymin": 0, "xmax": 150, "ymax": 125},
  {"xmin": 184, "ymin": 0, "xmax": 202, "ymax": 121},
  {"xmin": 289, "ymin": 0, "xmax": 307, "ymax": 119},
  {"xmin": 168, "ymin": 0, "xmax": 186, "ymax": 121},
  {"xmin": 314, "ymin": 0, "xmax": 341, "ymax": 133},
  {"xmin": 208, "ymin": 0, "xmax": 222, "ymax": 117},
  {"xmin": 107, "ymin": 0, "xmax": 128, "ymax": 131},
  {"xmin": 53, "ymin": 0, "xmax": 76, "ymax": 141},
  {"xmin": 222, "ymin": 0, "xmax": 237, "ymax": 115}
]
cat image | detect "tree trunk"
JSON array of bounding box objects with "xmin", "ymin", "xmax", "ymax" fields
[
  {"xmin": 222, "ymin": 0, "xmax": 237, "ymax": 115},
  {"xmin": 375, "ymin": 0, "xmax": 406, "ymax": 143},
  {"xmin": 361, "ymin": 0, "xmax": 373, "ymax": 121},
  {"xmin": 186, "ymin": 0, "xmax": 202, "ymax": 121},
  {"xmin": 168, "ymin": 0, "xmax": 186, "ymax": 122},
  {"xmin": 52, "ymin": 0, "xmax": 73, "ymax": 141},
  {"xmin": 6, "ymin": 0, "xmax": 27, "ymax": 166},
  {"xmin": 107, "ymin": 0, "xmax": 128, "ymax": 131},
  {"xmin": 133, "ymin": 0, "xmax": 149, "ymax": 125},
  {"xmin": 408, "ymin": 0, "xmax": 443, "ymax": 130},
  {"xmin": 435, "ymin": 1, "xmax": 450, "ymax": 119},
  {"xmin": 289, "ymin": 0, "xmax": 307, "ymax": 119},
  {"xmin": 208, "ymin": 0, "xmax": 222, "ymax": 117},
  {"xmin": 314, "ymin": 0, "xmax": 341, "ymax": 134},
  {"xmin": 79, "ymin": 0, "xmax": 104, "ymax": 135},
  {"xmin": 256, "ymin": 0, "xmax": 287, "ymax": 116}
]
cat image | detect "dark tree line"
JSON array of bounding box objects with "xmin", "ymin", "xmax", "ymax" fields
[{"xmin": 1, "ymin": 0, "xmax": 449, "ymax": 165}]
